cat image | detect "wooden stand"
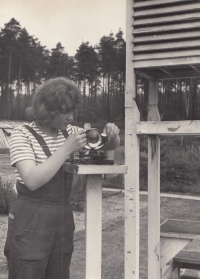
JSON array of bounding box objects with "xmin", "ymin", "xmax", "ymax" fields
[{"xmin": 63, "ymin": 163, "xmax": 128, "ymax": 279}]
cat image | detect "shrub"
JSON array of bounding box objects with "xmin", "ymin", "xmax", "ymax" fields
[{"xmin": 0, "ymin": 180, "xmax": 17, "ymax": 215}]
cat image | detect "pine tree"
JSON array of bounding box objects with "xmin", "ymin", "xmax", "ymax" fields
[{"xmin": 0, "ymin": 18, "xmax": 21, "ymax": 118}]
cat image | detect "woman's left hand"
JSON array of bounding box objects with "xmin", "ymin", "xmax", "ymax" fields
[{"xmin": 103, "ymin": 123, "xmax": 120, "ymax": 141}]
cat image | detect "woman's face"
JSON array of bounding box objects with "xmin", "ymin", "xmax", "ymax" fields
[{"xmin": 50, "ymin": 111, "xmax": 74, "ymax": 130}]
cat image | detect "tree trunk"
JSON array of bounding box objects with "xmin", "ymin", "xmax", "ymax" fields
[
  {"xmin": 107, "ymin": 73, "xmax": 110, "ymax": 121},
  {"xmin": 83, "ymin": 79, "xmax": 86, "ymax": 106},
  {"xmin": 6, "ymin": 50, "xmax": 12, "ymax": 118}
]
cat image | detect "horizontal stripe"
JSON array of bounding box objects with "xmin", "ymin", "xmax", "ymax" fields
[{"xmin": 10, "ymin": 122, "xmax": 81, "ymax": 183}]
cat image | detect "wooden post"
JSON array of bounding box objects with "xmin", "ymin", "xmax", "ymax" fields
[
  {"xmin": 148, "ymin": 80, "xmax": 161, "ymax": 279},
  {"xmin": 85, "ymin": 174, "xmax": 102, "ymax": 279},
  {"xmin": 125, "ymin": 0, "xmax": 140, "ymax": 278},
  {"xmin": 63, "ymin": 164, "xmax": 127, "ymax": 279}
]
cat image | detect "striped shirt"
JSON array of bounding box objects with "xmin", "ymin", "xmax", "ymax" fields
[{"xmin": 10, "ymin": 121, "xmax": 81, "ymax": 184}]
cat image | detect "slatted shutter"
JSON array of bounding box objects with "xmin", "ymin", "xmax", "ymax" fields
[{"xmin": 133, "ymin": 0, "xmax": 200, "ymax": 68}]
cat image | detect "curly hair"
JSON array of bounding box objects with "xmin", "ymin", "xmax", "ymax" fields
[{"xmin": 26, "ymin": 77, "xmax": 82, "ymax": 124}]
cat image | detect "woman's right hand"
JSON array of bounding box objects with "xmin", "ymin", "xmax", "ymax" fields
[{"xmin": 65, "ymin": 130, "xmax": 87, "ymax": 153}]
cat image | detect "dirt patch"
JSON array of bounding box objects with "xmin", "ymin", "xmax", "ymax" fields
[{"xmin": 1, "ymin": 194, "xmax": 200, "ymax": 279}]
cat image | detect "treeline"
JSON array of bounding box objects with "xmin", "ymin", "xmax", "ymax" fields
[
  {"xmin": 0, "ymin": 18, "xmax": 125, "ymax": 122},
  {"xmin": 137, "ymin": 77, "xmax": 200, "ymax": 121},
  {"xmin": 1, "ymin": 18, "xmax": 200, "ymax": 123}
]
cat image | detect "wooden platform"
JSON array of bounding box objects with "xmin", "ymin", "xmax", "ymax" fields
[
  {"xmin": 174, "ymin": 250, "xmax": 200, "ymax": 267},
  {"xmin": 160, "ymin": 219, "xmax": 200, "ymax": 278},
  {"xmin": 63, "ymin": 163, "xmax": 128, "ymax": 174},
  {"xmin": 161, "ymin": 219, "xmax": 200, "ymax": 240}
]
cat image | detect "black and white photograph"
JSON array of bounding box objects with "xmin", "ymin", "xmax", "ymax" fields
[{"xmin": 0, "ymin": 1, "xmax": 200, "ymax": 279}]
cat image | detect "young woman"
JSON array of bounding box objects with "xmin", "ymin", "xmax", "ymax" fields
[{"xmin": 4, "ymin": 77, "xmax": 120, "ymax": 279}]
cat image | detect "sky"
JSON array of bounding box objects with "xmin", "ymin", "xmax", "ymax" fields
[{"xmin": 0, "ymin": 0, "xmax": 126, "ymax": 56}]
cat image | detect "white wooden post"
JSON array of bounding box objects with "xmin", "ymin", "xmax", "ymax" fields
[
  {"xmin": 63, "ymin": 164, "xmax": 127, "ymax": 279},
  {"xmin": 125, "ymin": 0, "xmax": 140, "ymax": 278},
  {"xmin": 148, "ymin": 80, "xmax": 161, "ymax": 279},
  {"xmin": 85, "ymin": 174, "xmax": 102, "ymax": 279}
]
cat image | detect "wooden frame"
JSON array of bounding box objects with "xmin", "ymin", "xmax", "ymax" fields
[
  {"xmin": 127, "ymin": 0, "xmax": 200, "ymax": 278},
  {"xmin": 148, "ymin": 80, "xmax": 161, "ymax": 278},
  {"xmin": 136, "ymin": 121, "xmax": 200, "ymax": 135},
  {"xmin": 125, "ymin": 0, "xmax": 140, "ymax": 278}
]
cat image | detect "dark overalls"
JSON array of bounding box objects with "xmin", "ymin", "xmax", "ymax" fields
[{"xmin": 4, "ymin": 126, "xmax": 75, "ymax": 279}]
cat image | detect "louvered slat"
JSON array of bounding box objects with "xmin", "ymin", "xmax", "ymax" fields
[
  {"xmin": 133, "ymin": 22, "xmax": 200, "ymax": 35},
  {"xmin": 133, "ymin": 0, "xmax": 191, "ymax": 8},
  {"xmin": 133, "ymin": 56, "xmax": 200, "ymax": 68},
  {"xmin": 134, "ymin": 31, "xmax": 200, "ymax": 43},
  {"xmin": 134, "ymin": 40, "xmax": 200, "ymax": 53},
  {"xmin": 133, "ymin": 49, "xmax": 200, "ymax": 61},
  {"xmin": 134, "ymin": 3, "xmax": 200, "ymax": 18},
  {"xmin": 133, "ymin": 12, "xmax": 200, "ymax": 27}
]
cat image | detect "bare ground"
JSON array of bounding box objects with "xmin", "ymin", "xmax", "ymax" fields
[
  {"xmin": 1, "ymin": 193, "xmax": 200, "ymax": 279},
  {"xmin": 1, "ymin": 150, "xmax": 200, "ymax": 278}
]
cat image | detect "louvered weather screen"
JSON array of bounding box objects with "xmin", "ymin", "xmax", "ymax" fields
[{"xmin": 132, "ymin": 0, "xmax": 200, "ymax": 76}]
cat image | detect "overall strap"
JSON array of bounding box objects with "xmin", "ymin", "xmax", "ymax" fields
[
  {"xmin": 23, "ymin": 125, "xmax": 52, "ymax": 157},
  {"xmin": 61, "ymin": 129, "xmax": 68, "ymax": 139}
]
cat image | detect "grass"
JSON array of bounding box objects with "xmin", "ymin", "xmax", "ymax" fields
[
  {"xmin": 1, "ymin": 193, "xmax": 200, "ymax": 279},
  {"xmin": 70, "ymin": 194, "xmax": 200, "ymax": 279},
  {"xmin": 1, "ymin": 142, "xmax": 200, "ymax": 278}
]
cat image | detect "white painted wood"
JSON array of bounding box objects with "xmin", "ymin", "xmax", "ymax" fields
[
  {"xmin": 133, "ymin": 22, "xmax": 200, "ymax": 35},
  {"xmin": 160, "ymin": 237, "xmax": 190, "ymax": 269},
  {"xmin": 133, "ymin": 56, "xmax": 200, "ymax": 68},
  {"xmin": 162, "ymin": 263, "xmax": 180, "ymax": 279},
  {"xmin": 134, "ymin": 40, "xmax": 200, "ymax": 53},
  {"xmin": 135, "ymin": 70, "xmax": 155, "ymax": 81},
  {"xmin": 148, "ymin": 80, "xmax": 161, "ymax": 279},
  {"xmin": 134, "ymin": 3, "xmax": 200, "ymax": 17},
  {"xmin": 172, "ymin": 265, "xmax": 179, "ymax": 279},
  {"xmin": 160, "ymin": 232, "xmax": 200, "ymax": 241},
  {"xmin": 125, "ymin": 1, "xmax": 140, "ymax": 277},
  {"xmin": 125, "ymin": 111, "xmax": 140, "ymax": 279},
  {"xmin": 133, "ymin": 49, "xmax": 200, "ymax": 61},
  {"xmin": 63, "ymin": 163, "xmax": 128, "ymax": 174},
  {"xmin": 133, "ymin": 12, "xmax": 200, "ymax": 26},
  {"xmin": 160, "ymin": 219, "xmax": 200, "ymax": 240},
  {"xmin": 125, "ymin": 0, "xmax": 134, "ymax": 109},
  {"xmin": 148, "ymin": 82, "xmax": 160, "ymax": 122},
  {"xmin": 148, "ymin": 135, "xmax": 161, "ymax": 279},
  {"xmin": 134, "ymin": 31, "xmax": 200, "ymax": 43},
  {"xmin": 161, "ymin": 263, "xmax": 173, "ymax": 279},
  {"xmin": 136, "ymin": 120, "xmax": 200, "ymax": 135},
  {"xmin": 148, "ymin": 81, "xmax": 158, "ymax": 107},
  {"xmin": 134, "ymin": 0, "xmax": 190, "ymax": 8},
  {"xmin": 85, "ymin": 174, "xmax": 102, "ymax": 279}
]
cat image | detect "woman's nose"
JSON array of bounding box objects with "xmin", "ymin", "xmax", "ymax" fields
[{"xmin": 67, "ymin": 113, "xmax": 74, "ymax": 120}]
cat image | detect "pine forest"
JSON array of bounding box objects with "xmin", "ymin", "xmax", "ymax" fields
[{"xmin": 0, "ymin": 18, "xmax": 200, "ymax": 124}]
